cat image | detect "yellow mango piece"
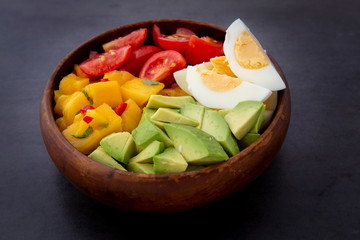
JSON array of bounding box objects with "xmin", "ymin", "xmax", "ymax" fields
[
  {"xmin": 121, "ymin": 98, "xmax": 142, "ymax": 132},
  {"xmin": 86, "ymin": 81, "xmax": 122, "ymax": 108},
  {"xmin": 62, "ymin": 121, "xmax": 104, "ymax": 155},
  {"xmin": 54, "ymin": 94, "xmax": 69, "ymax": 117},
  {"xmin": 59, "ymin": 73, "xmax": 89, "ymax": 95},
  {"xmin": 62, "ymin": 91, "xmax": 91, "ymax": 126},
  {"xmin": 158, "ymin": 85, "xmax": 190, "ymax": 97},
  {"xmin": 83, "ymin": 110, "xmax": 108, "ymax": 129},
  {"xmin": 210, "ymin": 56, "xmax": 237, "ymax": 77},
  {"xmin": 55, "ymin": 117, "xmax": 67, "ymax": 132},
  {"xmin": 103, "ymin": 70, "xmax": 135, "ymax": 86},
  {"xmin": 62, "ymin": 103, "xmax": 123, "ymax": 154},
  {"xmin": 54, "ymin": 90, "xmax": 62, "ymax": 102},
  {"xmin": 95, "ymin": 103, "xmax": 121, "ymax": 123},
  {"xmin": 120, "ymin": 78, "xmax": 164, "ymax": 107},
  {"xmin": 73, "ymin": 64, "xmax": 88, "ymax": 78}
]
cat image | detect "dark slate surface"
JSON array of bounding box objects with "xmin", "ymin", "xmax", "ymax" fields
[{"xmin": 0, "ymin": 0, "xmax": 359, "ymax": 239}]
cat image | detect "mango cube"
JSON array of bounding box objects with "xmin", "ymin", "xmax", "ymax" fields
[
  {"xmin": 158, "ymin": 85, "xmax": 190, "ymax": 97},
  {"xmin": 73, "ymin": 64, "xmax": 88, "ymax": 78},
  {"xmin": 59, "ymin": 73, "xmax": 89, "ymax": 95},
  {"xmin": 54, "ymin": 94, "xmax": 69, "ymax": 117},
  {"xmin": 103, "ymin": 70, "xmax": 136, "ymax": 86},
  {"xmin": 120, "ymin": 78, "xmax": 164, "ymax": 107},
  {"xmin": 121, "ymin": 98, "xmax": 142, "ymax": 132},
  {"xmin": 85, "ymin": 81, "xmax": 122, "ymax": 108},
  {"xmin": 62, "ymin": 91, "xmax": 91, "ymax": 126},
  {"xmin": 55, "ymin": 117, "xmax": 67, "ymax": 132},
  {"xmin": 62, "ymin": 103, "xmax": 123, "ymax": 154},
  {"xmin": 75, "ymin": 109, "xmax": 108, "ymax": 136}
]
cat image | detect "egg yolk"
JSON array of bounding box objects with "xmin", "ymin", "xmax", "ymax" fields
[
  {"xmin": 234, "ymin": 31, "xmax": 269, "ymax": 69},
  {"xmin": 198, "ymin": 68, "xmax": 241, "ymax": 92},
  {"xmin": 210, "ymin": 56, "xmax": 237, "ymax": 77}
]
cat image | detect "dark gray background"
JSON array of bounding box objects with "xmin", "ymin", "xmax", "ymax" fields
[{"xmin": 1, "ymin": 0, "xmax": 359, "ymax": 239}]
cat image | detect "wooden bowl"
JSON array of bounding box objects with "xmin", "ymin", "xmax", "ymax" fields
[{"xmin": 40, "ymin": 19, "xmax": 291, "ymax": 212}]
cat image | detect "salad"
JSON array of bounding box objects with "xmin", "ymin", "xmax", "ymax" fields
[{"xmin": 53, "ymin": 18, "xmax": 285, "ymax": 174}]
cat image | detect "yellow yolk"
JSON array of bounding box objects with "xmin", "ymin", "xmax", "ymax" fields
[
  {"xmin": 198, "ymin": 69, "xmax": 241, "ymax": 92},
  {"xmin": 210, "ymin": 56, "xmax": 237, "ymax": 77},
  {"xmin": 234, "ymin": 31, "xmax": 269, "ymax": 69}
]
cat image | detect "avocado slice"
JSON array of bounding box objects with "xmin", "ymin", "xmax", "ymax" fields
[
  {"xmin": 238, "ymin": 133, "xmax": 261, "ymax": 150},
  {"xmin": 88, "ymin": 146, "xmax": 127, "ymax": 171},
  {"xmin": 151, "ymin": 108, "xmax": 199, "ymax": 127},
  {"xmin": 201, "ymin": 109, "xmax": 240, "ymax": 156},
  {"xmin": 146, "ymin": 95, "xmax": 195, "ymax": 109},
  {"xmin": 164, "ymin": 123, "xmax": 228, "ymax": 165},
  {"xmin": 139, "ymin": 107, "xmax": 156, "ymax": 125},
  {"xmin": 249, "ymin": 104, "xmax": 266, "ymax": 133},
  {"xmin": 127, "ymin": 162, "xmax": 155, "ymax": 174},
  {"xmin": 131, "ymin": 119, "xmax": 173, "ymax": 149},
  {"xmin": 224, "ymin": 100, "xmax": 264, "ymax": 140},
  {"xmin": 139, "ymin": 107, "xmax": 167, "ymax": 129},
  {"xmin": 153, "ymin": 147, "xmax": 188, "ymax": 174},
  {"xmin": 180, "ymin": 102, "xmax": 205, "ymax": 129},
  {"xmin": 128, "ymin": 140, "xmax": 164, "ymax": 163},
  {"xmin": 100, "ymin": 132, "xmax": 137, "ymax": 164}
]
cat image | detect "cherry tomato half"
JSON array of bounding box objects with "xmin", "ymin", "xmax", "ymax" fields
[
  {"xmin": 152, "ymin": 24, "xmax": 197, "ymax": 53},
  {"xmin": 79, "ymin": 45, "xmax": 131, "ymax": 76},
  {"xmin": 139, "ymin": 50, "xmax": 187, "ymax": 86},
  {"xmin": 185, "ymin": 35, "xmax": 224, "ymax": 65},
  {"xmin": 121, "ymin": 45, "xmax": 161, "ymax": 75},
  {"xmin": 102, "ymin": 28, "xmax": 147, "ymax": 52}
]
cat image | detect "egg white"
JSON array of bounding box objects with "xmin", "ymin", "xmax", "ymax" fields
[
  {"xmin": 173, "ymin": 62, "xmax": 213, "ymax": 95},
  {"xmin": 262, "ymin": 91, "xmax": 278, "ymax": 130},
  {"xmin": 224, "ymin": 18, "xmax": 286, "ymax": 91},
  {"xmin": 185, "ymin": 66, "xmax": 272, "ymax": 109}
]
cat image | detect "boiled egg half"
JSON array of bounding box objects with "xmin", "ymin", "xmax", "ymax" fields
[
  {"xmin": 224, "ymin": 18, "xmax": 286, "ymax": 91},
  {"xmin": 182, "ymin": 66, "xmax": 272, "ymax": 109}
]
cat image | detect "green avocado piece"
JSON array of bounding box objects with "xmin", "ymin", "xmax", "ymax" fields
[
  {"xmin": 164, "ymin": 123, "xmax": 228, "ymax": 165},
  {"xmin": 238, "ymin": 133, "xmax": 261, "ymax": 150},
  {"xmin": 100, "ymin": 132, "xmax": 136, "ymax": 164},
  {"xmin": 128, "ymin": 140, "xmax": 164, "ymax": 163},
  {"xmin": 180, "ymin": 103, "xmax": 205, "ymax": 129},
  {"xmin": 146, "ymin": 95, "xmax": 195, "ymax": 109},
  {"xmin": 131, "ymin": 119, "xmax": 173, "ymax": 149},
  {"xmin": 249, "ymin": 104, "xmax": 266, "ymax": 133},
  {"xmin": 201, "ymin": 109, "xmax": 239, "ymax": 157},
  {"xmin": 153, "ymin": 147, "xmax": 188, "ymax": 174},
  {"xmin": 88, "ymin": 146, "xmax": 127, "ymax": 171},
  {"xmin": 139, "ymin": 107, "xmax": 166, "ymax": 129},
  {"xmin": 127, "ymin": 162, "xmax": 155, "ymax": 174},
  {"xmin": 151, "ymin": 108, "xmax": 199, "ymax": 127},
  {"xmin": 139, "ymin": 107, "xmax": 156, "ymax": 125},
  {"xmin": 224, "ymin": 100, "xmax": 264, "ymax": 140}
]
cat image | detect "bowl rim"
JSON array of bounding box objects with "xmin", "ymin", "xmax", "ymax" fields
[{"xmin": 40, "ymin": 19, "xmax": 291, "ymax": 182}]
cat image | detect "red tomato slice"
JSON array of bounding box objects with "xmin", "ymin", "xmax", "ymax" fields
[
  {"xmin": 153, "ymin": 25, "xmax": 197, "ymax": 53},
  {"xmin": 79, "ymin": 45, "xmax": 131, "ymax": 76},
  {"xmin": 152, "ymin": 24, "xmax": 162, "ymax": 47},
  {"xmin": 139, "ymin": 50, "xmax": 187, "ymax": 86},
  {"xmin": 185, "ymin": 35, "xmax": 224, "ymax": 65},
  {"xmin": 102, "ymin": 28, "xmax": 147, "ymax": 52},
  {"xmin": 121, "ymin": 45, "xmax": 161, "ymax": 75}
]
